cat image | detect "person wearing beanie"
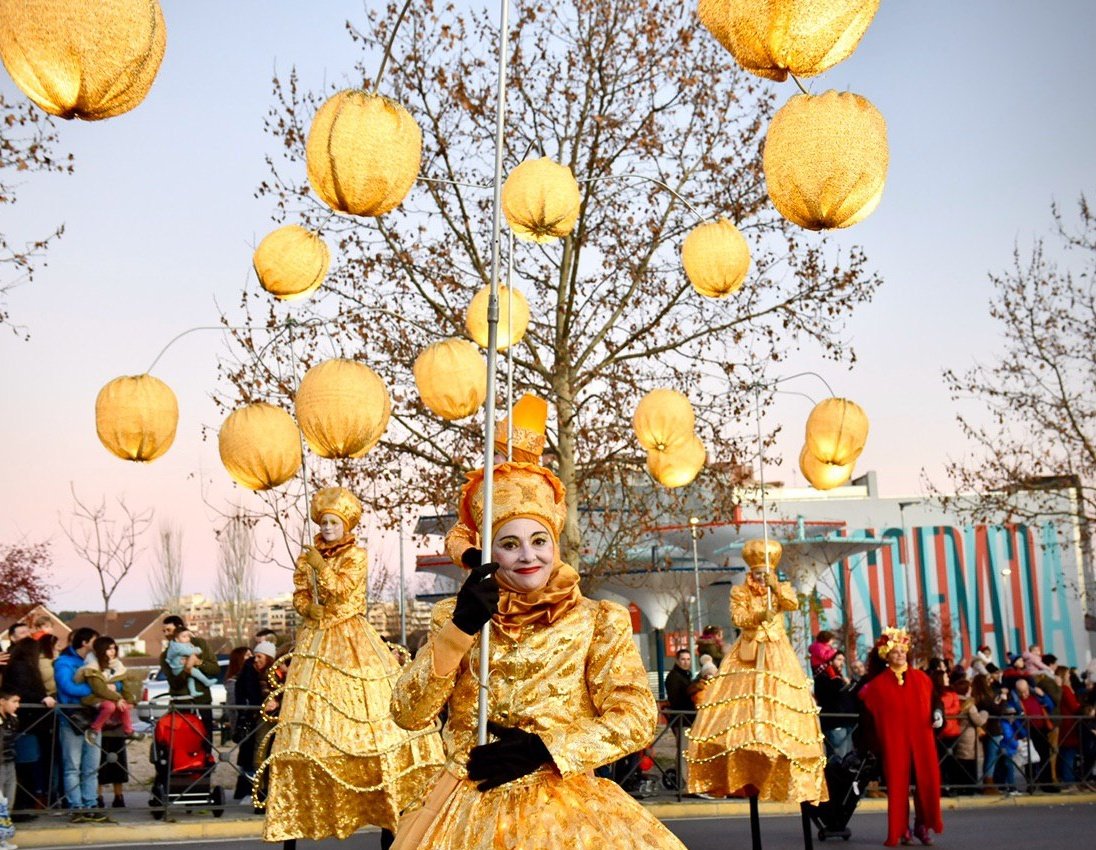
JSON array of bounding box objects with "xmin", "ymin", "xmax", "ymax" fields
[
  {"xmin": 258, "ymin": 487, "xmax": 444, "ymax": 846},
  {"xmin": 391, "ymin": 463, "xmax": 687, "ymax": 850},
  {"xmin": 444, "ymin": 393, "xmax": 549, "ymax": 568}
]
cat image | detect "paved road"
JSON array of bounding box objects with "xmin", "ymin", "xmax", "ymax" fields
[{"xmin": 33, "ymin": 803, "xmax": 1095, "ymax": 850}]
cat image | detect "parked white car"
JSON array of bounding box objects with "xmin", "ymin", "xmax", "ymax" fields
[{"xmin": 137, "ymin": 658, "xmax": 230, "ymax": 723}]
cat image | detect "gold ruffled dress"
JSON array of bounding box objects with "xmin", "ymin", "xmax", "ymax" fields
[
  {"xmin": 260, "ymin": 537, "xmax": 444, "ymax": 841},
  {"xmin": 686, "ymin": 572, "xmax": 827, "ymax": 803},
  {"xmin": 391, "ymin": 595, "xmax": 688, "ymax": 850}
]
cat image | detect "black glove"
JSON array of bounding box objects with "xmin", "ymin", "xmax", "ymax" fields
[
  {"xmin": 466, "ymin": 721, "xmax": 552, "ymax": 791},
  {"xmin": 461, "ymin": 546, "xmax": 484, "ymax": 571},
  {"xmin": 451, "ymin": 562, "xmax": 499, "ymax": 635}
]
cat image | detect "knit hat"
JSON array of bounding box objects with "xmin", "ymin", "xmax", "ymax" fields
[
  {"xmin": 254, "ymin": 641, "xmax": 277, "ymax": 659},
  {"xmin": 699, "ymin": 661, "xmax": 719, "ymax": 678}
]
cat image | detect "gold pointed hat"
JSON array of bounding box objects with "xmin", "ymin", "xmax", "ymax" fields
[
  {"xmin": 742, "ymin": 538, "xmax": 783, "ymax": 570},
  {"xmin": 458, "ymin": 461, "xmax": 567, "ymax": 542},
  {"xmin": 310, "ymin": 486, "xmax": 363, "ymax": 530},
  {"xmin": 494, "ymin": 393, "xmax": 548, "ymax": 463}
]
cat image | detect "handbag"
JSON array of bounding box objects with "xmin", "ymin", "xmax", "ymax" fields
[
  {"xmin": 13, "ymin": 731, "xmax": 40, "ymax": 764},
  {"xmin": 1012, "ymin": 738, "xmax": 1041, "ymax": 768},
  {"xmin": 60, "ymin": 705, "xmax": 96, "ymax": 734}
]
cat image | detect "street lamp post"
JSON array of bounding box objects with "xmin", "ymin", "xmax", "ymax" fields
[{"xmin": 689, "ymin": 516, "xmax": 703, "ymax": 675}]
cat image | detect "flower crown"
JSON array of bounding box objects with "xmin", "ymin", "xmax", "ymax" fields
[{"xmin": 875, "ymin": 627, "xmax": 910, "ymax": 660}]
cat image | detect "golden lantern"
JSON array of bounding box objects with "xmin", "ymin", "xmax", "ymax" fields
[
  {"xmin": 0, "ymin": 0, "xmax": 166, "ymax": 120},
  {"xmin": 647, "ymin": 434, "xmax": 706, "ymax": 488},
  {"xmin": 742, "ymin": 537, "xmax": 783, "ymax": 570},
  {"xmin": 413, "ymin": 338, "xmax": 487, "ymax": 421},
  {"xmin": 94, "ymin": 373, "xmax": 178, "ymax": 462},
  {"xmin": 804, "ymin": 396, "xmax": 869, "ymax": 467},
  {"xmin": 698, "ymin": 0, "xmax": 880, "ymax": 82},
  {"xmin": 294, "ymin": 359, "xmax": 391, "ymax": 458},
  {"xmin": 465, "ymin": 284, "xmax": 530, "ymax": 350},
  {"xmin": 798, "ymin": 444, "xmax": 853, "ymax": 490},
  {"xmin": 218, "ymin": 403, "xmax": 302, "ymax": 491},
  {"xmin": 632, "ymin": 389, "xmax": 695, "ymax": 452},
  {"xmin": 681, "ymin": 218, "xmax": 751, "ymax": 298},
  {"xmin": 501, "ymin": 157, "xmax": 581, "ymax": 243},
  {"xmin": 252, "ymin": 225, "xmax": 330, "ymax": 301},
  {"xmin": 763, "ymin": 90, "xmax": 888, "ymax": 230},
  {"xmin": 305, "ymin": 89, "xmax": 422, "ymax": 217}
]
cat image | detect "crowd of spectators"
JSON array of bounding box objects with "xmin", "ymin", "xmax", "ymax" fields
[
  {"xmin": 0, "ymin": 615, "xmax": 289, "ymax": 826},
  {"xmin": 806, "ymin": 633, "xmax": 1096, "ymax": 796}
]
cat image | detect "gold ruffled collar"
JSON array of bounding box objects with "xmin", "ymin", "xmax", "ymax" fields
[
  {"xmin": 889, "ymin": 662, "xmax": 909, "ymax": 686},
  {"xmin": 314, "ymin": 532, "xmax": 357, "ymax": 559}
]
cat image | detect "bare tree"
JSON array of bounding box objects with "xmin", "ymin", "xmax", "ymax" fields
[
  {"xmin": 61, "ymin": 485, "xmax": 153, "ymax": 615},
  {"xmin": 216, "ymin": 510, "xmax": 257, "ymax": 645},
  {"xmin": 934, "ymin": 197, "xmax": 1095, "ymax": 605},
  {"xmin": 0, "ymin": 93, "xmax": 74, "ymax": 338},
  {"xmin": 220, "ymin": 0, "xmax": 881, "ymax": 571},
  {"xmin": 149, "ymin": 522, "xmax": 184, "ymax": 612}
]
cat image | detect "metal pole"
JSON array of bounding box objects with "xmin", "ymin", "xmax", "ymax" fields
[
  {"xmin": 477, "ymin": 0, "xmax": 511, "ymax": 747},
  {"xmin": 754, "ymin": 386, "xmax": 772, "ymax": 610},
  {"xmin": 398, "ymin": 515, "xmax": 407, "ymax": 646},
  {"xmin": 690, "ymin": 517, "xmax": 702, "ymax": 676}
]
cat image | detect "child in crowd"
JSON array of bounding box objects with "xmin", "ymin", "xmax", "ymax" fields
[
  {"xmin": 165, "ymin": 629, "xmax": 217, "ymax": 698},
  {"xmin": 0, "ymin": 688, "xmax": 20, "ymax": 850},
  {"xmin": 76, "ymin": 637, "xmax": 136, "ymax": 738}
]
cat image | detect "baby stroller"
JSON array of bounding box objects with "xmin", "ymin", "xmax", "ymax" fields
[
  {"xmin": 148, "ymin": 708, "xmax": 224, "ymax": 819},
  {"xmin": 805, "ymin": 750, "xmax": 876, "ymax": 841}
]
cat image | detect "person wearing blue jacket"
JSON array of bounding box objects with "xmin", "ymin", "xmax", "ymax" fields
[{"xmin": 55, "ymin": 627, "xmax": 106, "ymax": 823}]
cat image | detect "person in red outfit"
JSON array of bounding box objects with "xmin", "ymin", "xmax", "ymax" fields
[{"xmin": 859, "ymin": 628, "xmax": 944, "ymax": 847}]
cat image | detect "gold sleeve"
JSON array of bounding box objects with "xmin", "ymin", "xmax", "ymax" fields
[
  {"xmin": 313, "ymin": 546, "xmax": 367, "ymax": 604},
  {"xmin": 775, "ymin": 580, "xmax": 798, "ymax": 612},
  {"xmin": 391, "ymin": 598, "xmax": 467, "ymax": 731},
  {"xmin": 730, "ymin": 585, "xmax": 762, "ymax": 629},
  {"xmin": 444, "ymin": 520, "xmax": 478, "ymax": 568},
  {"xmin": 292, "ymin": 552, "xmax": 314, "ymax": 616},
  {"xmin": 540, "ymin": 601, "xmax": 657, "ymax": 778}
]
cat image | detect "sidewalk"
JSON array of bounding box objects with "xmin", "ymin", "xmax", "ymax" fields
[{"xmin": 14, "ymin": 789, "xmax": 1096, "ymax": 848}]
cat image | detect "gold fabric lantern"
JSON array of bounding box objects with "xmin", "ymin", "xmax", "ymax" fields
[
  {"xmin": 742, "ymin": 538, "xmax": 783, "ymax": 571},
  {"xmin": 633, "ymin": 389, "xmax": 695, "ymax": 452},
  {"xmin": 682, "ymin": 218, "xmax": 751, "ymax": 298},
  {"xmin": 804, "ymin": 397, "xmax": 869, "ymax": 467},
  {"xmin": 94, "ymin": 373, "xmax": 178, "ymax": 462},
  {"xmin": 413, "ymin": 338, "xmax": 487, "ymax": 421},
  {"xmin": 465, "ymin": 284, "xmax": 530, "ymax": 350},
  {"xmin": 252, "ymin": 225, "xmax": 330, "ymax": 302},
  {"xmin": 501, "ymin": 157, "xmax": 581, "ymax": 243},
  {"xmin": 647, "ymin": 434, "xmax": 706, "ymax": 488},
  {"xmin": 0, "ymin": 0, "xmax": 166, "ymax": 120},
  {"xmin": 305, "ymin": 89, "xmax": 422, "ymax": 217},
  {"xmin": 295, "ymin": 359, "xmax": 391, "ymax": 459},
  {"xmin": 763, "ymin": 90, "xmax": 888, "ymax": 231},
  {"xmin": 218, "ymin": 403, "xmax": 302, "ymax": 491},
  {"xmin": 698, "ymin": 0, "xmax": 880, "ymax": 82},
  {"xmin": 798, "ymin": 444, "xmax": 853, "ymax": 490}
]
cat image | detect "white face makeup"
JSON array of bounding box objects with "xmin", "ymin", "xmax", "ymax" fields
[
  {"xmin": 319, "ymin": 513, "xmax": 346, "ymax": 543},
  {"xmin": 492, "ymin": 517, "xmax": 555, "ymax": 593}
]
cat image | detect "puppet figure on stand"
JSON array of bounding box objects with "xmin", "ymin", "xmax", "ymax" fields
[
  {"xmin": 686, "ymin": 538, "xmax": 827, "ymax": 804},
  {"xmin": 259, "ymin": 487, "xmax": 444, "ymax": 847}
]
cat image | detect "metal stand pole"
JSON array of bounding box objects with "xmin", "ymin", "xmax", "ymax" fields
[
  {"xmin": 398, "ymin": 515, "xmax": 407, "ymax": 646},
  {"xmin": 749, "ymin": 793, "xmax": 762, "ymax": 850},
  {"xmin": 799, "ymin": 802, "xmax": 814, "ymax": 850},
  {"xmin": 476, "ymin": 0, "xmax": 512, "ymax": 747}
]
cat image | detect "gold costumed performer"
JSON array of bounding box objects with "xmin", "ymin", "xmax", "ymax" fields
[
  {"xmin": 259, "ymin": 487, "xmax": 444, "ymax": 843},
  {"xmin": 389, "ymin": 462, "xmax": 688, "ymax": 850},
  {"xmin": 687, "ymin": 538, "xmax": 827, "ymax": 803}
]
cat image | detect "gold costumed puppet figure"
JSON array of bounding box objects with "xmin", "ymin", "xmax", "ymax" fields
[
  {"xmin": 390, "ymin": 462, "xmax": 688, "ymax": 850},
  {"xmin": 443, "ymin": 393, "xmax": 547, "ymax": 568},
  {"xmin": 686, "ymin": 538, "xmax": 827, "ymax": 803},
  {"xmin": 259, "ymin": 487, "xmax": 444, "ymax": 842}
]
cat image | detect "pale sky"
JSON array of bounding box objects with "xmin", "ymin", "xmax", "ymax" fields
[{"xmin": 1, "ymin": 1, "xmax": 1094, "ymax": 612}]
